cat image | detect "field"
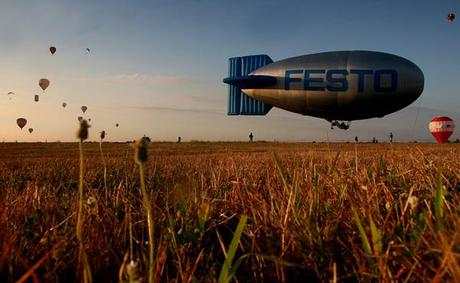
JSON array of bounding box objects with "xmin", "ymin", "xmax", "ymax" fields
[{"xmin": 0, "ymin": 141, "xmax": 459, "ymax": 282}]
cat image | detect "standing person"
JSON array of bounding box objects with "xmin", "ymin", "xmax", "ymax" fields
[
  {"xmin": 354, "ymin": 136, "xmax": 358, "ymax": 143},
  {"xmin": 389, "ymin": 132, "xmax": 394, "ymax": 143},
  {"xmin": 249, "ymin": 132, "xmax": 254, "ymax": 142},
  {"xmin": 177, "ymin": 136, "xmax": 181, "ymax": 143}
]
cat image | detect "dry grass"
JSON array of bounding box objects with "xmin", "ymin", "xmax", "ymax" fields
[{"xmin": 0, "ymin": 142, "xmax": 459, "ymax": 282}]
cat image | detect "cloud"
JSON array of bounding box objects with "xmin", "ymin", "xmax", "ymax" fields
[
  {"xmin": 64, "ymin": 73, "xmax": 199, "ymax": 87},
  {"xmin": 405, "ymin": 106, "xmax": 460, "ymax": 117},
  {"xmin": 174, "ymin": 94, "xmax": 224, "ymax": 105},
  {"xmin": 108, "ymin": 73, "xmax": 195, "ymax": 85},
  {"xmin": 111, "ymin": 105, "xmax": 225, "ymax": 115}
]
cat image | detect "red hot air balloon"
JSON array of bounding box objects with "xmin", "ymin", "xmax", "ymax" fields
[
  {"xmin": 50, "ymin": 46, "xmax": 56, "ymax": 55},
  {"xmin": 429, "ymin": 116, "xmax": 455, "ymax": 144},
  {"xmin": 16, "ymin": 118, "xmax": 27, "ymax": 130},
  {"xmin": 39, "ymin": 78, "xmax": 50, "ymax": 91}
]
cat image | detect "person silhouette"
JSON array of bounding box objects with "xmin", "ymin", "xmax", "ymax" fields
[
  {"xmin": 389, "ymin": 132, "xmax": 394, "ymax": 143},
  {"xmin": 249, "ymin": 132, "xmax": 254, "ymax": 142},
  {"xmin": 354, "ymin": 136, "xmax": 358, "ymax": 143},
  {"xmin": 177, "ymin": 136, "xmax": 181, "ymax": 143}
]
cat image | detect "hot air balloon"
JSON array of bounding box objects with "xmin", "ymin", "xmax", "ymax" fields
[
  {"xmin": 88, "ymin": 118, "xmax": 91, "ymax": 122},
  {"xmin": 28, "ymin": 128, "xmax": 33, "ymax": 133},
  {"xmin": 16, "ymin": 118, "xmax": 27, "ymax": 130},
  {"xmin": 448, "ymin": 13, "xmax": 455, "ymax": 23},
  {"xmin": 4, "ymin": 92, "xmax": 14, "ymax": 100},
  {"xmin": 78, "ymin": 116, "xmax": 83, "ymax": 122},
  {"xmin": 34, "ymin": 95, "xmax": 39, "ymax": 102},
  {"xmin": 116, "ymin": 123, "xmax": 119, "ymax": 127},
  {"xmin": 39, "ymin": 78, "xmax": 50, "ymax": 91},
  {"xmin": 81, "ymin": 106, "xmax": 87, "ymax": 113},
  {"xmin": 429, "ymin": 116, "xmax": 455, "ymax": 144},
  {"xmin": 50, "ymin": 46, "xmax": 56, "ymax": 55},
  {"xmin": 62, "ymin": 102, "xmax": 67, "ymax": 108}
]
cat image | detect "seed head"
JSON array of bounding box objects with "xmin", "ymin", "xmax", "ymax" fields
[
  {"xmin": 77, "ymin": 120, "xmax": 90, "ymax": 141},
  {"xmin": 126, "ymin": 260, "xmax": 140, "ymax": 281},
  {"xmin": 86, "ymin": 196, "xmax": 97, "ymax": 207},
  {"xmin": 134, "ymin": 137, "xmax": 149, "ymax": 164},
  {"xmin": 407, "ymin": 195, "xmax": 419, "ymax": 212},
  {"xmin": 100, "ymin": 130, "xmax": 106, "ymax": 140}
]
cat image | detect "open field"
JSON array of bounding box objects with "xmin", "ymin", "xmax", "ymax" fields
[{"xmin": 0, "ymin": 142, "xmax": 459, "ymax": 282}]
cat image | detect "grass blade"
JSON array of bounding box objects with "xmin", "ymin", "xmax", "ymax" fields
[
  {"xmin": 369, "ymin": 216, "xmax": 382, "ymax": 256},
  {"xmin": 434, "ymin": 172, "xmax": 444, "ymax": 231},
  {"xmin": 228, "ymin": 253, "xmax": 298, "ymax": 280},
  {"xmin": 352, "ymin": 209, "xmax": 372, "ymax": 255},
  {"xmin": 218, "ymin": 215, "xmax": 248, "ymax": 283}
]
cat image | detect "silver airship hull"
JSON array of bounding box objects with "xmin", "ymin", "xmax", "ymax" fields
[{"xmin": 224, "ymin": 51, "xmax": 424, "ymax": 122}]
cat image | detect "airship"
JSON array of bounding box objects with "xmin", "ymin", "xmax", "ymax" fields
[{"xmin": 223, "ymin": 51, "xmax": 424, "ymax": 129}]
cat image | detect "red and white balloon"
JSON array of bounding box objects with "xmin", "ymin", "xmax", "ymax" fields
[{"xmin": 429, "ymin": 116, "xmax": 455, "ymax": 144}]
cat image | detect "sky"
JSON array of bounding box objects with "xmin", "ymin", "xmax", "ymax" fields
[{"xmin": 1, "ymin": 0, "xmax": 460, "ymax": 142}]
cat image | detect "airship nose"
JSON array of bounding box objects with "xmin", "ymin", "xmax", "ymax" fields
[{"xmin": 223, "ymin": 75, "xmax": 276, "ymax": 89}]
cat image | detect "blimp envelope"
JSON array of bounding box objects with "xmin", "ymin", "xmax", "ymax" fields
[{"xmin": 223, "ymin": 51, "xmax": 424, "ymax": 122}]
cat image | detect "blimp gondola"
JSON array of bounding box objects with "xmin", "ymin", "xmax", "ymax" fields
[{"xmin": 223, "ymin": 51, "xmax": 424, "ymax": 129}]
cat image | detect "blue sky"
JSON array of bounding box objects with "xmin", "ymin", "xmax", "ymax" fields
[{"xmin": 0, "ymin": 0, "xmax": 459, "ymax": 142}]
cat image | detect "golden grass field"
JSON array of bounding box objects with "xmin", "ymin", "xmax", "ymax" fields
[{"xmin": 0, "ymin": 141, "xmax": 459, "ymax": 282}]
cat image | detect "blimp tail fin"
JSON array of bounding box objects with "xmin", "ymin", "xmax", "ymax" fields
[{"xmin": 227, "ymin": 55, "xmax": 273, "ymax": 115}]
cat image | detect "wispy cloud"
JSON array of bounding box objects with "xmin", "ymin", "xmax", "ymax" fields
[
  {"xmin": 108, "ymin": 73, "xmax": 195, "ymax": 85},
  {"xmin": 174, "ymin": 94, "xmax": 224, "ymax": 105},
  {"xmin": 106, "ymin": 104, "xmax": 224, "ymax": 115},
  {"xmin": 64, "ymin": 73, "xmax": 199, "ymax": 86},
  {"xmin": 405, "ymin": 106, "xmax": 460, "ymax": 116}
]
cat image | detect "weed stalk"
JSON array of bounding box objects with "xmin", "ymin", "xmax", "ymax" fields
[
  {"xmin": 135, "ymin": 138, "xmax": 154, "ymax": 283},
  {"xmin": 99, "ymin": 131, "xmax": 108, "ymax": 202},
  {"xmin": 76, "ymin": 120, "xmax": 92, "ymax": 283}
]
